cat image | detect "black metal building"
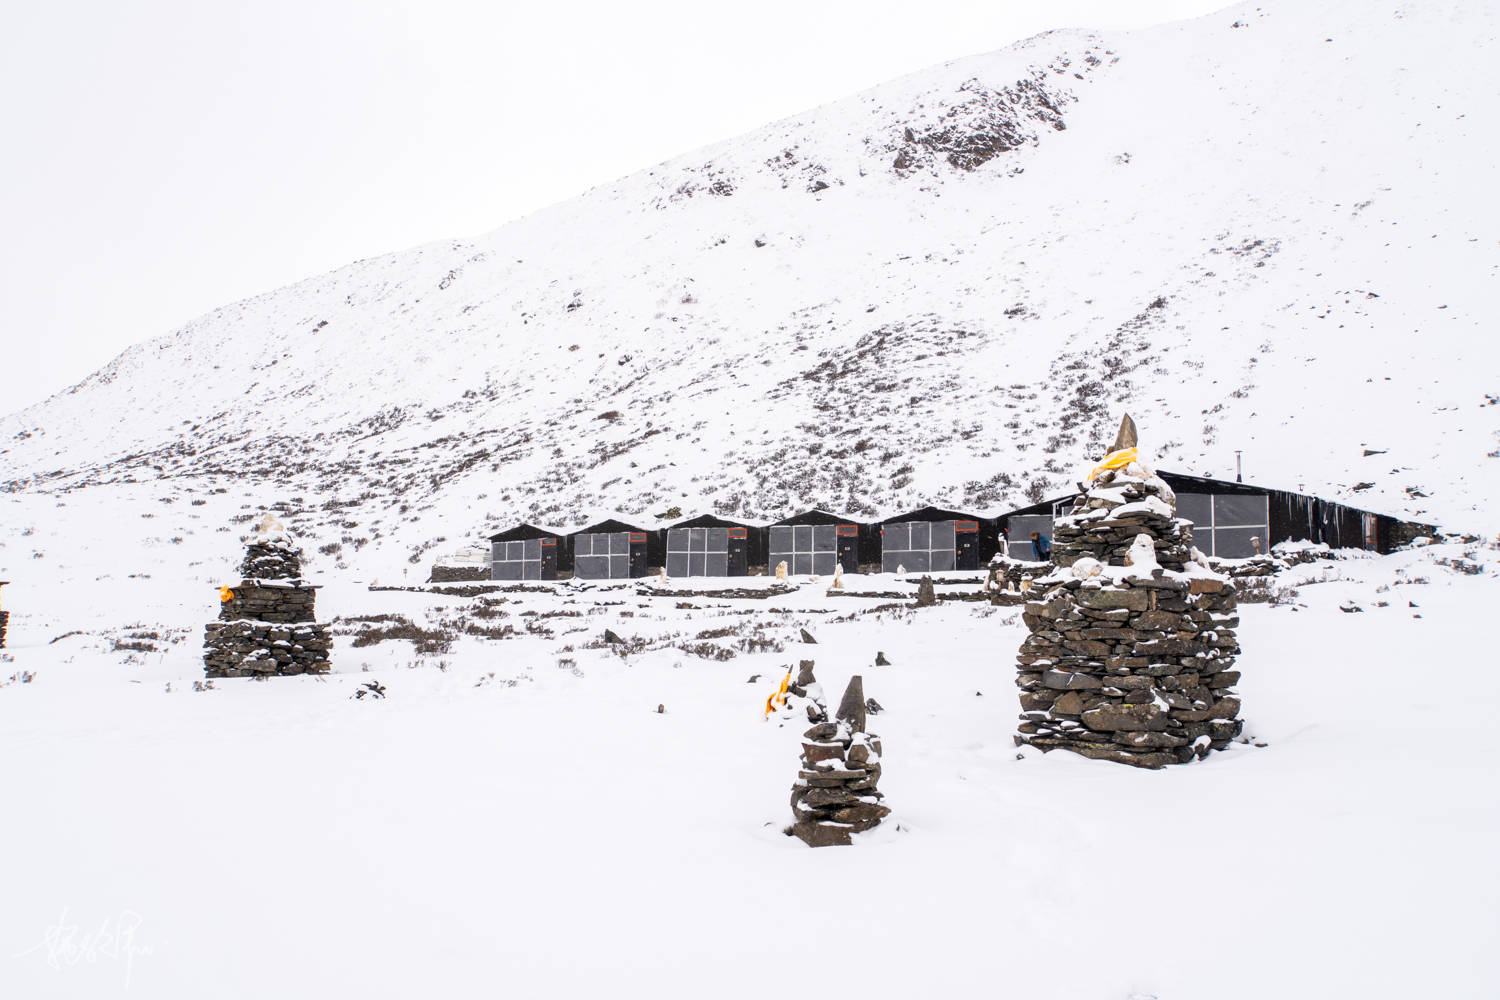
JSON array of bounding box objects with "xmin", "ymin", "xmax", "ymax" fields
[
  {"xmin": 879, "ymin": 506, "xmax": 997, "ymax": 573},
  {"xmin": 665, "ymin": 515, "xmax": 766, "ymax": 578},
  {"xmin": 768, "ymin": 510, "xmax": 869, "ymax": 576},
  {"xmin": 997, "ymin": 471, "xmax": 1428, "ymax": 558},
  {"xmin": 570, "ymin": 518, "xmax": 664, "ymax": 580},
  {"xmin": 488, "ymin": 523, "xmax": 570, "ymax": 580}
]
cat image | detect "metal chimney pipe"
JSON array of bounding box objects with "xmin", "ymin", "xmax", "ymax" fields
[{"xmin": 1235, "ymin": 450, "xmax": 1243, "ymax": 483}]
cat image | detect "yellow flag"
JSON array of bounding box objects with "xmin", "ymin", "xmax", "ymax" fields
[
  {"xmin": 1088, "ymin": 446, "xmax": 1139, "ymax": 482},
  {"xmin": 764, "ymin": 665, "xmax": 792, "ymax": 717}
]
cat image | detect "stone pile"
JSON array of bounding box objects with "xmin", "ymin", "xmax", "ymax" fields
[
  {"xmin": 1015, "ymin": 417, "xmax": 1243, "ymax": 768},
  {"xmin": 789, "ymin": 676, "xmax": 890, "ymax": 846},
  {"xmin": 0, "ymin": 581, "xmax": 8, "ymax": 648},
  {"xmin": 204, "ymin": 516, "xmax": 331, "ymax": 678},
  {"xmin": 985, "ymin": 557, "xmax": 1046, "ymax": 605}
]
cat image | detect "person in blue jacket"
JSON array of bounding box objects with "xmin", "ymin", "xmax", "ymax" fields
[{"xmin": 1029, "ymin": 531, "xmax": 1052, "ymax": 562}]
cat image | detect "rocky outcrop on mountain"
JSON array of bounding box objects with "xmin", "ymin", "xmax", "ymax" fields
[{"xmin": 1015, "ymin": 419, "xmax": 1242, "ymax": 767}]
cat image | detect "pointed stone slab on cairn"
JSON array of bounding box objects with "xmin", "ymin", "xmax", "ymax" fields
[
  {"xmin": 1111, "ymin": 413, "xmax": 1139, "ymax": 452},
  {"xmin": 789, "ymin": 675, "xmax": 889, "ymax": 847},
  {"xmin": 790, "ymin": 659, "xmax": 827, "ymax": 723},
  {"xmin": 204, "ymin": 515, "xmax": 331, "ymax": 678},
  {"xmin": 1014, "ymin": 417, "xmax": 1243, "ymax": 767}
]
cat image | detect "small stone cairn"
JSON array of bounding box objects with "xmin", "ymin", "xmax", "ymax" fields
[
  {"xmin": 204, "ymin": 516, "xmax": 331, "ymax": 677},
  {"xmin": 1015, "ymin": 416, "xmax": 1243, "ymax": 767},
  {"xmin": 0, "ymin": 581, "xmax": 10, "ymax": 648},
  {"xmin": 789, "ymin": 676, "xmax": 890, "ymax": 846}
]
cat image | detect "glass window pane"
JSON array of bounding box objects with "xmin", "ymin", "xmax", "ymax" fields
[
  {"xmin": 1176, "ymin": 494, "xmax": 1213, "ymax": 528},
  {"xmin": 1212, "ymin": 527, "xmax": 1264, "ymax": 559},
  {"xmin": 1214, "ymin": 494, "xmax": 1268, "ymax": 529}
]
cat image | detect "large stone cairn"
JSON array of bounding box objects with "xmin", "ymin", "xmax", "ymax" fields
[
  {"xmin": 789, "ymin": 676, "xmax": 890, "ymax": 846},
  {"xmin": 204, "ymin": 516, "xmax": 331, "ymax": 677},
  {"xmin": 1015, "ymin": 416, "xmax": 1243, "ymax": 768}
]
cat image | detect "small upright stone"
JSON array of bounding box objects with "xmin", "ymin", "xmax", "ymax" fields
[{"xmin": 915, "ymin": 575, "xmax": 936, "ymax": 607}]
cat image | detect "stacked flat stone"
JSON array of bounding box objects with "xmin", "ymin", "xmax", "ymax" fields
[
  {"xmin": 204, "ymin": 517, "xmax": 331, "ymax": 678},
  {"xmin": 789, "ymin": 676, "xmax": 890, "ymax": 846},
  {"xmin": 0, "ymin": 582, "xmax": 8, "ymax": 648},
  {"xmin": 985, "ymin": 556, "xmax": 1047, "ymax": 605},
  {"xmin": 1014, "ymin": 449, "xmax": 1243, "ymax": 768}
]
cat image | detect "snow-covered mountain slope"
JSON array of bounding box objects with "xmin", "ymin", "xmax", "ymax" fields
[{"xmin": 2, "ymin": 0, "xmax": 1496, "ymax": 583}]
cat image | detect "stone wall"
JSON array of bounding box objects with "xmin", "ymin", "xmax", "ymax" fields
[
  {"xmin": 204, "ymin": 620, "xmax": 331, "ymax": 677},
  {"xmin": 239, "ymin": 540, "xmax": 303, "ymax": 581},
  {"xmin": 429, "ymin": 564, "xmax": 490, "ymax": 584},
  {"xmin": 219, "ymin": 583, "xmax": 317, "ymax": 623},
  {"xmin": 1017, "ymin": 572, "xmax": 1242, "ymax": 767}
]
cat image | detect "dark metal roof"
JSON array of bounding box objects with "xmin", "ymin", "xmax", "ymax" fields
[
  {"xmin": 573, "ymin": 518, "xmax": 656, "ymax": 535},
  {"xmin": 995, "ymin": 470, "xmax": 1403, "ymax": 524},
  {"xmin": 770, "ymin": 508, "xmax": 865, "ymax": 527},
  {"xmin": 667, "ymin": 514, "xmax": 761, "ymax": 530},
  {"xmin": 487, "ymin": 522, "xmax": 567, "ymax": 542},
  {"xmin": 881, "ymin": 505, "xmax": 989, "ymax": 525}
]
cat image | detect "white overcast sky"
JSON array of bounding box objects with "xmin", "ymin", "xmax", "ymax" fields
[{"xmin": 0, "ymin": 0, "xmax": 1229, "ymax": 415}]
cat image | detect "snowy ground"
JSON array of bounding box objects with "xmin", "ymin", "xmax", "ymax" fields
[{"xmin": 2, "ymin": 541, "xmax": 1495, "ymax": 997}]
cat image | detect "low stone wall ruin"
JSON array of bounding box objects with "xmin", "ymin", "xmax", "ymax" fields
[{"xmin": 429, "ymin": 564, "xmax": 491, "ymax": 584}]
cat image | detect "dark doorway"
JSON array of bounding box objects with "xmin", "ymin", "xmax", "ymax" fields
[
  {"xmin": 727, "ymin": 527, "xmax": 748, "ymax": 576},
  {"xmin": 955, "ymin": 519, "xmax": 980, "ymax": 570}
]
